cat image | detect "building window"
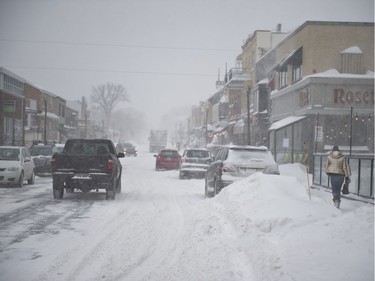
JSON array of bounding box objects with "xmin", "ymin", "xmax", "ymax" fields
[
  {"xmin": 58, "ymin": 103, "xmax": 65, "ymax": 117},
  {"xmin": 3, "ymin": 74, "xmax": 24, "ymax": 97},
  {"xmin": 253, "ymin": 89, "xmax": 259, "ymax": 113},
  {"xmin": 279, "ymin": 69, "xmax": 287, "ymax": 88},
  {"xmin": 292, "ymin": 65, "xmax": 302, "ymax": 82}
]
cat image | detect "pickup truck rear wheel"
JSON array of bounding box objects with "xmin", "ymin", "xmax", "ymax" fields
[
  {"xmin": 117, "ymin": 177, "xmax": 122, "ymax": 193},
  {"xmin": 106, "ymin": 189, "xmax": 116, "ymax": 200},
  {"xmin": 53, "ymin": 178, "xmax": 64, "ymax": 199},
  {"xmin": 53, "ymin": 189, "xmax": 64, "ymax": 199}
]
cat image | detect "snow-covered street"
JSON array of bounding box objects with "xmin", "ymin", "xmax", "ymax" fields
[{"xmin": 0, "ymin": 148, "xmax": 373, "ymax": 281}]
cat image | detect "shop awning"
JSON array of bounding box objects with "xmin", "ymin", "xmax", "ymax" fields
[
  {"xmin": 272, "ymin": 47, "xmax": 303, "ymax": 71},
  {"xmin": 269, "ymin": 116, "xmax": 306, "ymax": 131}
]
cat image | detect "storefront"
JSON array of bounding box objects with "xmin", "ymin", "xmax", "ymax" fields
[{"xmin": 269, "ymin": 70, "xmax": 374, "ymax": 168}]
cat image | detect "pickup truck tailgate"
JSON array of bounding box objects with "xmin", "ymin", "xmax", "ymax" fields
[{"xmin": 54, "ymin": 154, "xmax": 111, "ymax": 173}]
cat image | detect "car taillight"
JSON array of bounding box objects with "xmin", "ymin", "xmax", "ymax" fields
[
  {"xmin": 107, "ymin": 159, "xmax": 114, "ymax": 170},
  {"xmin": 51, "ymin": 158, "xmax": 56, "ymax": 170}
]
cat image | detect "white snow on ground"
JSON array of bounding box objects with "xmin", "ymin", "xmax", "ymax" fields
[{"xmin": 0, "ymin": 148, "xmax": 373, "ymax": 281}]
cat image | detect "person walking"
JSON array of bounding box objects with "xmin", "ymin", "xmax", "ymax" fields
[{"xmin": 325, "ymin": 145, "xmax": 351, "ymax": 208}]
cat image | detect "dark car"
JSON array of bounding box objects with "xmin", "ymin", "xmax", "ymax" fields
[
  {"xmin": 179, "ymin": 148, "xmax": 212, "ymax": 179},
  {"xmin": 116, "ymin": 142, "xmax": 138, "ymax": 156},
  {"xmin": 123, "ymin": 143, "xmax": 137, "ymax": 157},
  {"xmin": 154, "ymin": 149, "xmax": 181, "ymax": 170},
  {"xmin": 205, "ymin": 145, "xmax": 279, "ymax": 197},
  {"xmin": 28, "ymin": 144, "xmax": 57, "ymax": 177}
]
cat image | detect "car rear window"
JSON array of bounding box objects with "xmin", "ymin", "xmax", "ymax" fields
[
  {"xmin": 160, "ymin": 150, "xmax": 178, "ymax": 157},
  {"xmin": 29, "ymin": 146, "xmax": 53, "ymax": 156},
  {"xmin": 227, "ymin": 149, "xmax": 275, "ymax": 162},
  {"xmin": 66, "ymin": 143, "xmax": 110, "ymax": 155},
  {"xmin": 186, "ymin": 150, "xmax": 209, "ymax": 158}
]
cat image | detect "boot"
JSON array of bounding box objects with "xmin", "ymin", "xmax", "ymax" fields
[{"xmin": 333, "ymin": 198, "xmax": 341, "ymax": 209}]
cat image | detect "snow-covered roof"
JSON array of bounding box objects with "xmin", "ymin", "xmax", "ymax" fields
[
  {"xmin": 269, "ymin": 116, "xmax": 306, "ymax": 131},
  {"xmin": 36, "ymin": 112, "xmax": 60, "ymax": 120},
  {"xmin": 256, "ymin": 78, "xmax": 269, "ymax": 85},
  {"xmin": 341, "ymin": 46, "xmax": 363, "ymax": 54},
  {"xmin": 308, "ymin": 69, "xmax": 374, "ymax": 78}
]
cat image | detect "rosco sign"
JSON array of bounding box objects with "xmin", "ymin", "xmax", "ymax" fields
[{"xmin": 333, "ymin": 88, "xmax": 374, "ymax": 105}]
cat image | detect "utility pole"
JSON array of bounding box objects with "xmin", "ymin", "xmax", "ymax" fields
[
  {"xmin": 44, "ymin": 99, "xmax": 47, "ymax": 145},
  {"xmin": 349, "ymin": 106, "xmax": 353, "ymax": 156},
  {"xmin": 247, "ymin": 87, "xmax": 251, "ymax": 145}
]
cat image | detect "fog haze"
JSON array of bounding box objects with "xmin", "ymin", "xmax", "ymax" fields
[{"xmin": 0, "ymin": 0, "xmax": 373, "ymax": 133}]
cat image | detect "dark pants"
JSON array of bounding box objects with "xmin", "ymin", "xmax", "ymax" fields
[{"xmin": 330, "ymin": 174, "xmax": 345, "ymax": 200}]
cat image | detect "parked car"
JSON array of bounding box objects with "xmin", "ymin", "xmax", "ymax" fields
[
  {"xmin": 0, "ymin": 146, "xmax": 35, "ymax": 187},
  {"xmin": 28, "ymin": 143, "xmax": 56, "ymax": 177},
  {"xmin": 154, "ymin": 149, "xmax": 181, "ymax": 170},
  {"xmin": 179, "ymin": 148, "xmax": 212, "ymax": 179},
  {"xmin": 205, "ymin": 145, "xmax": 279, "ymax": 197}
]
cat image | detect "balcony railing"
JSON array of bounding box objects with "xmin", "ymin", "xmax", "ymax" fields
[{"xmin": 226, "ymin": 68, "xmax": 251, "ymax": 83}]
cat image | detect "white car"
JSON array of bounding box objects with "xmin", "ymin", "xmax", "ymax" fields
[
  {"xmin": 0, "ymin": 146, "xmax": 35, "ymax": 187},
  {"xmin": 205, "ymin": 145, "xmax": 279, "ymax": 197}
]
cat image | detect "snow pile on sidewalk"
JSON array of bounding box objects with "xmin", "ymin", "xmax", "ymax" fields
[{"xmin": 207, "ymin": 163, "xmax": 374, "ymax": 281}]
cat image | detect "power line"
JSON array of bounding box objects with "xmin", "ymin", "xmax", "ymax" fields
[
  {"xmin": 3, "ymin": 65, "xmax": 217, "ymax": 77},
  {"xmin": 0, "ymin": 38, "xmax": 239, "ymax": 53}
]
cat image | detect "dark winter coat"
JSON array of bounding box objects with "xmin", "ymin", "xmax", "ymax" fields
[{"xmin": 325, "ymin": 151, "xmax": 351, "ymax": 177}]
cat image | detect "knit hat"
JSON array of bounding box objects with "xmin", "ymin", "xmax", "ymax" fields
[{"xmin": 332, "ymin": 145, "xmax": 339, "ymax": 152}]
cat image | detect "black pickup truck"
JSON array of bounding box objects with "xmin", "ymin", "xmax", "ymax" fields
[{"xmin": 51, "ymin": 139, "xmax": 124, "ymax": 200}]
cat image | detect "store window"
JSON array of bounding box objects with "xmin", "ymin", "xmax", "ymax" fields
[
  {"xmin": 275, "ymin": 125, "xmax": 293, "ymax": 164},
  {"xmin": 279, "ymin": 69, "xmax": 287, "ymax": 88}
]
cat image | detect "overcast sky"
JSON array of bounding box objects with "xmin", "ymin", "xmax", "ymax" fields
[{"xmin": 0, "ymin": 0, "xmax": 373, "ymax": 129}]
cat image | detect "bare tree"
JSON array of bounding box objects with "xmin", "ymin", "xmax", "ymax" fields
[{"xmin": 91, "ymin": 83, "xmax": 129, "ymax": 131}]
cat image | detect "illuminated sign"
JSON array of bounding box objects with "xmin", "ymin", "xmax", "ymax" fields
[{"xmin": 4, "ymin": 100, "xmax": 16, "ymax": 113}]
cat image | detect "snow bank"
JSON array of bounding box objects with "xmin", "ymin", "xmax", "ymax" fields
[{"xmin": 207, "ymin": 164, "xmax": 374, "ymax": 281}]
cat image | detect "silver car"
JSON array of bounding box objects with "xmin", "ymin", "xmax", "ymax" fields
[
  {"xmin": 205, "ymin": 145, "xmax": 279, "ymax": 197},
  {"xmin": 0, "ymin": 146, "xmax": 35, "ymax": 187},
  {"xmin": 179, "ymin": 148, "xmax": 212, "ymax": 179}
]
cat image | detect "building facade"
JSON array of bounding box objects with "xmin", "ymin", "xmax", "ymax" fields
[
  {"xmin": 264, "ymin": 21, "xmax": 374, "ymax": 168},
  {"xmin": 0, "ymin": 68, "xmax": 25, "ymax": 146}
]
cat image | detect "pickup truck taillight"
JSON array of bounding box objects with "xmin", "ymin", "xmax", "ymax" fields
[
  {"xmin": 51, "ymin": 158, "xmax": 56, "ymax": 170},
  {"xmin": 107, "ymin": 159, "xmax": 114, "ymax": 170}
]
